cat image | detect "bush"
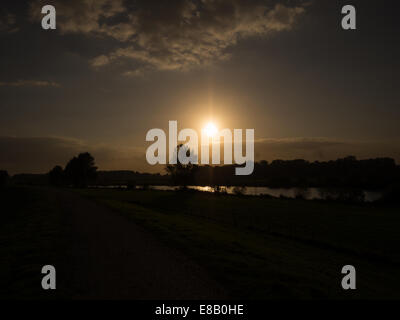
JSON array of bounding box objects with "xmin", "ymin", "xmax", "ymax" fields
[
  {"xmin": 0, "ymin": 170, "xmax": 9, "ymax": 187},
  {"xmin": 48, "ymin": 166, "xmax": 64, "ymax": 186},
  {"xmin": 232, "ymin": 186, "xmax": 246, "ymax": 196},
  {"xmin": 379, "ymin": 183, "xmax": 400, "ymax": 204}
]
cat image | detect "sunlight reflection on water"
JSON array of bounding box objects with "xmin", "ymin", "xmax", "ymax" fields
[
  {"xmin": 110, "ymin": 185, "xmax": 382, "ymax": 202},
  {"xmin": 89, "ymin": 184, "xmax": 382, "ymax": 202}
]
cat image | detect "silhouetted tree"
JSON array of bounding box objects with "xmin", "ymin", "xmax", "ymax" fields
[
  {"xmin": 48, "ymin": 165, "xmax": 64, "ymax": 186},
  {"xmin": 0, "ymin": 170, "xmax": 9, "ymax": 187},
  {"xmin": 65, "ymin": 152, "xmax": 97, "ymax": 188},
  {"xmin": 165, "ymin": 144, "xmax": 197, "ymax": 187}
]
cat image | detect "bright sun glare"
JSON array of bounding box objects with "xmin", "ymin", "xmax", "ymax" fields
[{"xmin": 203, "ymin": 122, "xmax": 218, "ymax": 137}]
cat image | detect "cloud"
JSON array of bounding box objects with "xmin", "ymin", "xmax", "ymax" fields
[
  {"xmin": 0, "ymin": 136, "xmax": 84, "ymax": 174},
  {"xmin": 254, "ymin": 137, "xmax": 400, "ymax": 162},
  {"xmin": 29, "ymin": 0, "xmax": 127, "ymax": 36},
  {"xmin": 0, "ymin": 12, "xmax": 18, "ymax": 33},
  {"xmin": 256, "ymin": 137, "xmax": 345, "ymax": 150},
  {"xmin": 0, "ymin": 80, "xmax": 60, "ymax": 87},
  {"xmin": 90, "ymin": 54, "xmax": 110, "ymax": 67},
  {"xmin": 30, "ymin": 0, "xmax": 305, "ymax": 72},
  {"xmin": 0, "ymin": 136, "xmax": 150, "ymax": 174}
]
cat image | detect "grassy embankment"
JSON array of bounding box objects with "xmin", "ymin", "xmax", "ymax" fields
[
  {"xmin": 1, "ymin": 186, "xmax": 399, "ymax": 299},
  {"xmin": 0, "ymin": 187, "xmax": 67, "ymax": 299},
  {"xmin": 77, "ymin": 188, "xmax": 400, "ymax": 299}
]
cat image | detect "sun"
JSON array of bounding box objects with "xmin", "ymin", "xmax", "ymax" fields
[{"xmin": 203, "ymin": 122, "xmax": 218, "ymax": 137}]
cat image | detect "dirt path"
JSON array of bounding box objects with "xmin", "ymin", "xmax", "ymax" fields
[{"xmin": 53, "ymin": 189, "xmax": 227, "ymax": 299}]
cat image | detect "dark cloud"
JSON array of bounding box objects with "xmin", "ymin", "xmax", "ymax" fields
[
  {"xmin": 0, "ymin": 136, "xmax": 84, "ymax": 174},
  {"xmin": 255, "ymin": 138, "xmax": 400, "ymax": 162},
  {"xmin": 0, "ymin": 136, "xmax": 149, "ymax": 174},
  {"xmin": 255, "ymin": 137, "xmax": 345, "ymax": 161},
  {"xmin": 29, "ymin": 0, "xmax": 126, "ymax": 35},
  {"xmin": 0, "ymin": 11, "xmax": 18, "ymax": 33},
  {"xmin": 29, "ymin": 0, "xmax": 305, "ymax": 73},
  {"xmin": 0, "ymin": 80, "xmax": 60, "ymax": 87}
]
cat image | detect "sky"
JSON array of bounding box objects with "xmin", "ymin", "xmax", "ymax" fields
[{"xmin": 1, "ymin": 0, "xmax": 399, "ymax": 174}]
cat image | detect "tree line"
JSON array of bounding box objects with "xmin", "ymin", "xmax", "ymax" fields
[
  {"xmin": 47, "ymin": 152, "xmax": 97, "ymax": 187},
  {"xmin": 1, "ymin": 152, "xmax": 399, "ymax": 190},
  {"xmin": 167, "ymin": 154, "xmax": 400, "ymax": 189}
]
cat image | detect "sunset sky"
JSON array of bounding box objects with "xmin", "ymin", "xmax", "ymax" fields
[{"xmin": 1, "ymin": 0, "xmax": 399, "ymax": 174}]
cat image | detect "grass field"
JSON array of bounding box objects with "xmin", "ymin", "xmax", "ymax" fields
[
  {"xmin": 76, "ymin": 188, "xmax": 400, "ymax": 299},
  {"xmin": 1, "ymin": 186, "xmax": 399, "ymax": 299},
  {"xmin": 0, "ymin": 187, "xmax": 66, "ymax": 299}
]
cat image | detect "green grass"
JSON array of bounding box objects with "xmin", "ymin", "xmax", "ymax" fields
[
  {"xmin": 0, "ymin": 187, "xmax": 65, "ymax": 299},
  {"xmin": 76, "ymin": 188, "xmax": 400, "ymax": 299}
]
